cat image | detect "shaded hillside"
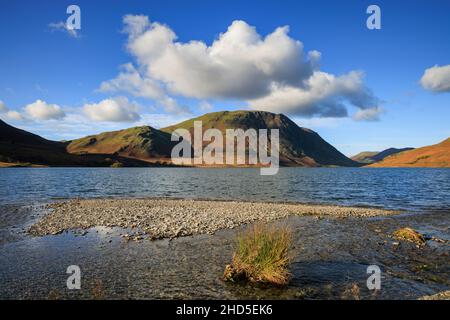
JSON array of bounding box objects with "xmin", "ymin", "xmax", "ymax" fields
[
  {"xmin": 352, "ymin": 148, "xmax": 414, "ymax": 164},
  {"xmin": 67, "ymin": 126, "xmax": 176, "ymax": 160},
  {"xmin": 371, "ymin": 148, "xmax": 414, "ymax": 162},
  {"xmin": 162, "ymin": 110, "xmax": 359, "ymax": 167},
  {"xmin": 368, "ymin": 138, "xmax": 450, "ymax": 167},
  {"xmin": 351, "ymin": 151, "xmax": 379, "ymax": 164},
  {"xmin": 0, "ymin": 119, "xmax": 151, "ymax": 167}
]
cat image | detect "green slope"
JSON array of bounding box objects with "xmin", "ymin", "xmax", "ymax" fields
[
  {"xmin": 162, "ymin": 110, "xmax": 359, "ymax": 167},
  {"xmin": 67, "ymin": 126, "xmax": 175, "ymax": 159}
]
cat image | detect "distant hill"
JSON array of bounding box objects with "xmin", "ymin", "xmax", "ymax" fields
[
  {"xmin": 351, "ymin": 151, "xmax": 379, "ymax": 164},
  {"xmin": 67, "ymin": 126, "xmax": 175, "ymax": 162},
  {"xmin": 351, "ymin": 148, "xmax": 414, "ymax": 164},
  {"xmin": 162, "ymin": 110, "xmax": 359, "ymax": 167},
  {"xmin": 0, "ymin": 119, "xmax": 152, "ymax": 167},
  {"xmin": 368, "ymin": 138, "xmax": 450, "ymax": 167}
]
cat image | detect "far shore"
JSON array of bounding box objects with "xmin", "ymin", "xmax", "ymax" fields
[
  {"xmin": 29, "ymin": 198, "xmax": 398, "ymax": 240},
  {"xmin": 1, "ymin": 161, "xmax": 448, "ymax": 168},
  {"xmin": 0, "ymin": 161, "xmax": 47, "ymax": 168}
]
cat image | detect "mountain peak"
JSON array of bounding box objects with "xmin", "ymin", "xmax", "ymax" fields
[{"xmin": 162, "ymin": 110, "xmax": 357, "ymax": 167}]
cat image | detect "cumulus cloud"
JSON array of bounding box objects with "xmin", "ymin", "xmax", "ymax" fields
[
  {"xmin": 48, "ymin": 21, "xmax": 80, "ymax": 38},
  {"xmin": 420, "ymin": 64, "xmax": 450, "ymax": 92},
  {"xmin": 122, "ymin": 15, "xmax": 150, "ymax": 38},
  {"xmin": 247, "ymin": 71, "xmax": 379, "ymax": 117},
  {"xmin": 99, "ymin": 63, "xmax": 164, "ymax": 99},
  {"xmin": 0, "ymin": 101, "xmax": 26, "ymax": 121},
  {"xmin": 124, "ymin": 19, "xmax": 318, "ymax": 100},
  {"xmin": 353, "ymin": 107, "xmax": 384, "ymax": 121},
  {"xmin": 100, "ymin": 16, "xmax": 380, "ymax": 120},
  {"xmin": 5, "ymin": 110, "xmax": 25, "ymax": 121},
  {"xmin": 24, "ymin": 99, "xmax": 65, "ymax": 120},
  {"xmin": 99, "ymin": 63, "xmax": 190, "ymax": 115},
  {"xmin": 0, "ymin": 100, "xmax": 7, "ymax": 113},
  {"xmin": 83, "ymin": 97, "xmax": 141, "ymax": 122}
]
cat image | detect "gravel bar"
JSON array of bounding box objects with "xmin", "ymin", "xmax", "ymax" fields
[{"xmin": 28, "ymin": 198, "xmax": 397, "ymax": 239}]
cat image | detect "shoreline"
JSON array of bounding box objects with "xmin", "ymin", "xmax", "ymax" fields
[
  {"xmin": 2, "ymin": 198, "xmax": 448, "ymax": 299},
  {"xmin": 29, "ymin": 198, "xmax": 398, "ymax": 240}
]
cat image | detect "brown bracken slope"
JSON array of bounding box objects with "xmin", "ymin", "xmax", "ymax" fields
[{"xmin": 368, "ymin": 138, "xmax": 450, "ymax": 168}]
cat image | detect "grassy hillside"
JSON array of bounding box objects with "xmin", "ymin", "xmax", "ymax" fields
[
  {"xmin": 67, "ymin": 126, "xmax": 175, "ymax": 160},
  {"xmin": 368, "ymin": 138, "xmax": 450, "ymax": 167},
  {"xmin": 162, "ymin": 110, "xmax": 359, "ymax": 167}
]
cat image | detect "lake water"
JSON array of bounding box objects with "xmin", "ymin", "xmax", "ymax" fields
[
  {"xmin": 1, "ymin": 167, "xmax": 449, "ymax": 299},
  {"xmin": 0, "ymin": 167, "xmax": 449, "ymax": 212}
]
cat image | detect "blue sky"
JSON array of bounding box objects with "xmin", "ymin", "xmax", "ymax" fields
[{"xmin": 0, "ymin": 0, "xmax": 449, "ymax": 156}]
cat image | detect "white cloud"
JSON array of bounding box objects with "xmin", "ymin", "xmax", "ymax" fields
[
  {"xmin": 420, "ymin": 64, "xmax": 450, "ymax": 93},
  {"xmin": 122, "ymin": 15, "xmax": 150, "ymax": 38},
  {"xmin": 247, "ymin": 71, "xmax": 379, "ymax": 117},
  {"xmin": 99, "ymin": 63, "xmax": 190, "ymax": 115},
  {"xmin": 5, "ymin": 110, "xmax": 25, "ymax": 121},
  {"xmin": 353, "ymin": 107, "xmax": 384, "ymax": 121},
  {"xmin": 159, "ymin": 96, "xmax": 191, "ymax": 114},
  {"xmin": 0, "ymin": 100, "xmax": 7, "ymax": 113},
  {"xmin": 48, "ymin": 21, "xmax": 79, "ymax": 38},
  {"xmin": 24, "ymin": 99, "xmax": 65, "ymax": 120},
  {"xmin": 198, "ymin": 101, "xmax": 213, "ymax": 112},
  {"xmin": 125, "ymin": 19, "xmax": 317, "ymax": 100},
  {"xmin": 292, "ymin": 116, "xmax": 349, "ymax": 129},
  {"xmin": 108, "ymin": 16, "xmax": 380, "ymax": 120},
  {"xmin": 99, "ymin": 63, "xmax": 164, "ymax": 99},
  {"xmin": 0, "ymin": 101, "xmax": 26, "ymax": 121},
  {"xmin": 83, "ymin": 97, "xmax": 141, "ymax": 122}
]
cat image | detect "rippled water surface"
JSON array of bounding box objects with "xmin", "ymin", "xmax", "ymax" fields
[
  {"xmin": 1, "ymin": 167, "xmax": 449, "ymax": 211},
  {"xmin": 0, "ymin": 167, "xmax": 449, "ymax": 299}
]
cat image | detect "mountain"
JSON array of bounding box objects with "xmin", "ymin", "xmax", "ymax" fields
[
  {"xmin": 67, "ymin": 126, "xmax": 175, "ymax": 162},
  {"xmin": 351, "ymin": 151, "xmax": 379, "ymax": 164},
  {"xmin": 1, "ymin": 111, "xmax": 359, "ymax": 167},
  {"xmin": 162, "ymin": 110, "xmax": 359, "ymax": 167},
  {"xmin": 0, "ymin": 119, "xmax": 151, "ymax": 167},
  {"xmin": 368, "ymin": 138, "xmax": 450, "ymax": 167},
  {"xmin": 351, "ymin": 148, "xmax": 414, "ymax": 164},
  {"xmin": 370, "ymin": 148, "xmax": 415, "ymax": 162}
]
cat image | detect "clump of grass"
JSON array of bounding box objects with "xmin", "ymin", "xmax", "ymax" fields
[
  {"xmin": 393, "ymin": 227, "xmax": 425, "ymax": 245},
  {"xmin": 223, "ymin": 223, "xmax": 292, "ymax": 286}
]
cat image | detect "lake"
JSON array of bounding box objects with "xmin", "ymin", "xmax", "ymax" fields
[
  {"xmin": 0, "ymin": 167, "xmax": 449, "ymax": 212},
  {"xmin": 1, "ymin": 167, "xmax": 449, "ymax": 299}
]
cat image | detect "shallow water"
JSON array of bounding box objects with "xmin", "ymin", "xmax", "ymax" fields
[
  {"xmin": 0, "ymin": 167, "xmax": 449, "ymax": 212},
  {"xmin": 0, "ymin": 209, "xmax": 448, "ymax": 299},
  {"xmin": 0, "ymin": 167, "xmax": 449, "ymax": 299}
]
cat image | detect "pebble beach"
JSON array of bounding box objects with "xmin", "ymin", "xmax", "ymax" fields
[{"xmin": 28, "ymin": 198, "xmax": 396, "ymax": 239}]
